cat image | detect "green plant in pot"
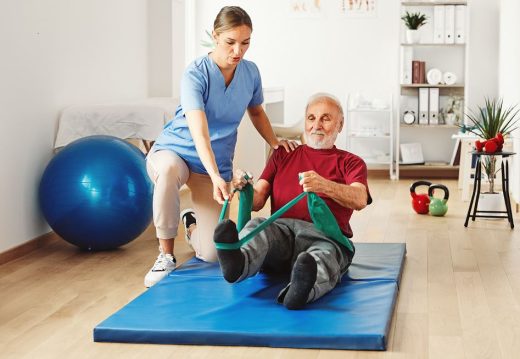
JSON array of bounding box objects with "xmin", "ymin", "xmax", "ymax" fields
[
  {"xmin": 401, "ymin": 11, "xmax": 427, "ymax": 44},
  {"xmin": 463, "ymin": 98, "xmax": 519, "ymax": 194}
]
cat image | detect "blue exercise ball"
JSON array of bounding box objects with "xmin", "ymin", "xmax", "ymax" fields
[{"xmin": 39, "ymin": 135, "xmax": 153, "ymax": 250}]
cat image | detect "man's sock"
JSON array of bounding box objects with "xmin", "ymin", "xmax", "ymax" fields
[
  {"xmin": 213, "ymin": 219, "xmax": 244, "ymax": 283},
  {"xmin": 283, "ymin": 252, "xmax": 317, "ymax": 310}
]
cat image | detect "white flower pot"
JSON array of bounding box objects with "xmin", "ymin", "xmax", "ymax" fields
[
  {"xmin": 477, "ymin": 192, "xmax": 505, "ymax": 215},
  {"xmin": 406, "ymin": 29, "xmax": 421, "ymax": 44},
  {"xmin": 445, "ymin": 113, "xmax": 457, "ymax": 126}
]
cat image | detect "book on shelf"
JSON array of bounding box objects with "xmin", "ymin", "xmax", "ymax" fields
[
  {"xmin": 412, "ymin": 61, "xmax": 420, "ymax": 84},
  {"xmin": 450, "ymin": 137, "xmax": 461, "ymax": 166},
  {"xmin": 419, "ymin": 61, "xmax": 426, "ymax": 84},
  {"xmin": 412, "ymin": 60, "xmax": 426, "ymax": 84}
]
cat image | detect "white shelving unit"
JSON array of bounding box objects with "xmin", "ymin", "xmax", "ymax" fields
[
  {"xmin": 346, "ymin": 94, "xmax": 395, "ymax": 179},
  {"xmin": 397, "ymin": 1, "xmax": 469, "ymax": 179}
]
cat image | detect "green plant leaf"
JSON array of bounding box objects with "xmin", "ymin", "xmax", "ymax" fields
[
  {"xmin": 401, "ymin": 11, "xmax": 427, "ymax": 30},
  {"xmin": 462, "ymin": 97, "xmax": 519, "ymax": 140}
]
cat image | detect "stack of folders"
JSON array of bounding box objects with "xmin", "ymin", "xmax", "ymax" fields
[
  {"xmin": 433, "ymin": 5, "xmax": 466, "ymax": 44},
  {"xmin": 418, "ymin": 87, "xmax": 440, "ymax": 125}
]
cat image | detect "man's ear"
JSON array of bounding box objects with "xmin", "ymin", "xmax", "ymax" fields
[{"xmin": 338, "ymin": 117, "xmax": 344, "ymax": 133}]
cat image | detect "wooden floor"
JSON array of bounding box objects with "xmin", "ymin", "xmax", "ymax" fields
[{"xmin": 2, "ymin": 178, "xmax": 520, "ymax": 358}]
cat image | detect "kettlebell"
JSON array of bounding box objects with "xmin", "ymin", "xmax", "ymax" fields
[
  {"xmin": 428, "ymin": 184, "xmax": 449, "ymax": 216},
  {"xmin": 410, "ymin": 180, "xmax": 432, "ymax": 214}
]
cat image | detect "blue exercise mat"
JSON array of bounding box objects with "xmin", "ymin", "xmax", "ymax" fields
[{"xmin": 94, "ymin": 243, "xmax": 406, "ymax": 350}]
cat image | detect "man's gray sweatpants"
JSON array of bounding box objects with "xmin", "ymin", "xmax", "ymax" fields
[{"xmin": 235, "ymin": 217, "xmax": 354, "ymax": 304}]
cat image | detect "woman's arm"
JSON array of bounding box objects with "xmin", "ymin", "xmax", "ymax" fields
[
  {"xmin": 185, "ymin": 109, "xmax": 229, "ymax": 203},
  {"xmin": 247, "ymin": 105, "xmax": 298, "ymax": 152}
]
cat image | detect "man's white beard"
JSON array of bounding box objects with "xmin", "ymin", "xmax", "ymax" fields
[{"xmin": 304, "ymin": 132, "xmax": 338, "ymax": 149}]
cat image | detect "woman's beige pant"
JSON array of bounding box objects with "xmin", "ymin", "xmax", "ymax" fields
[{"xmin": 146, "ymin": 150, "xmax": 229, "ymax": 262}]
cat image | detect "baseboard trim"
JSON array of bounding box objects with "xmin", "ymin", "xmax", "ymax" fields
[{"xmin": 0, "ymin": 232, "xmax": 59, "ymax": 265}]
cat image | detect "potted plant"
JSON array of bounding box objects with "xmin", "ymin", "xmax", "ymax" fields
[
  {"xmin": 401, "ymin": 11, "xmax": 427, "ymax": 44},
  {"xmin": 478, "ymin": 156, "xmax": 505, "ymax": 212},
  {"xmin": 463, "ymin": 98, "xmax": 519, "ymax": 210}
]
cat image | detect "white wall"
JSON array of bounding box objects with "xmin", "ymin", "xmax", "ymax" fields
[
  {"xmin": 148, "ymin": 0, "xmax": 185, "ymax": 98},
  {"xmin": 148, "ymin": 0, "xmax": 173, "ymax": 97},
  {"xmin": 189, "ymin": 0, "xmax": 499, "ymax": 153},
  {"xmin": 0, "ymin": 0, "xmax": 148, "ymax": 253},
  {"xmin": 499, "ymin": 0, "xmax": 520, "ymax": 203},
  {"xmin": 190, "ymin": 0, "xmax": 400, "ymax": 150},
  {"xmin": 466, "ymin": 0, "xmax": 500, "ymax": 111}
]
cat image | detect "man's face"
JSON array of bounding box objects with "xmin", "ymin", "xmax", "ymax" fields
[{"xmin": 304, "ymin": 99, "xmax": 343, "ymax": 149}]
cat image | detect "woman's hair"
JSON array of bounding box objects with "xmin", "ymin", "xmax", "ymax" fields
[{"xmin": 213, "ymin": 6, "xmax": 253, "ymax": 35}]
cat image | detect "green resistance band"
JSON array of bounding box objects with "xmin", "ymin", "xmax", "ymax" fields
[{"xmin": 216, "ymin": 183, "xmax": 354, "ymax": 253}]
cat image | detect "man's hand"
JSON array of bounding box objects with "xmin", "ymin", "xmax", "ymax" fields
[
  {"xmin": 232, "ymin": 169, "xmax": 254, "ymax": 191},
  {"xmin": 273, "ymin": 139, "xmax": 299, "ymax": 152},
  {"xmin": 299, "ymin": 170, "xmax": 329, "ymax": 193}
]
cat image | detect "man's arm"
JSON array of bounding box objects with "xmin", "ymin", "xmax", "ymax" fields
[
  {"xmin": 252, "ymin": 179, "xmax": 271, "ymax": 211},
  {"xmin": 299, "ymin": 170, "xmax": 368, "ymax": 210}
]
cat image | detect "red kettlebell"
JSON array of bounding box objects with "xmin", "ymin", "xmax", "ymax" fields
[{"xmin": 410, "ymin": 180, "xmax": 432, "ymax": 214}]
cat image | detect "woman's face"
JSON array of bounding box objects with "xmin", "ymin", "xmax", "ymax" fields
[{"xmin": 213, "ymin": 25, "xmax": 251, "ymax": 67}]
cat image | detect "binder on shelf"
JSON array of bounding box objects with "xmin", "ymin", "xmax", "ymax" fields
[
  {"xmin": 433, "ymin": 6, "xmax": 445, "ymax": 44},
  {"xmin": 428, "ymin": 87, "xmax": 440, "ymax": 124},
  {"xmin": 444, "ymin": 5, "xmax": 455, "ymax": 44},
  {"xmin": 455, "ymin": 5, "xmax": 466, "ymax": 44},
  {"xmin": 418, "ymin": 87, "xmax": 429, "ymax": 124},
  {"xmin": 401, "ymin": 47, "xmax": 413, "ymax": 85}
]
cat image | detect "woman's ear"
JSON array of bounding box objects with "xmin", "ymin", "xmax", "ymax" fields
[{"xmin": 212, "ymin": 31, "xmax": 218, "ymax": 45}]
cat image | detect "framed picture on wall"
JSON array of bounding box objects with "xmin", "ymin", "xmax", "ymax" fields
[
  {"xmin": 289, "ymin": 0, "xmax": 323, "ymax": 18},
  {"xmin": 339, "ymin": 0, "xmax": 377, "ymax": 18}
]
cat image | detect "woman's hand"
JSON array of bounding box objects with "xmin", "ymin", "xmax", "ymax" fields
[
  {"xmin": 211, "ymin": 175, "xmax": 230, "ymax": 204},
  {"xmin": 232, "ymin": 169, "xmax": 254, "ymax": 191},
  {"xmin": 273, "ymin": 139, "xmax": 299, "ymax": 152}
]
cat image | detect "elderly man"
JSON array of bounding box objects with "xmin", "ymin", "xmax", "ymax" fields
[{"xmin": 214, "ymin": 93, "xmax": 372, "ymax": 309}]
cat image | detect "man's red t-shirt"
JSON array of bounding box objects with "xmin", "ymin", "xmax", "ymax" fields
[{"xmin": 259, "ymin": 145, "xmax": 371, "ymax": 238}]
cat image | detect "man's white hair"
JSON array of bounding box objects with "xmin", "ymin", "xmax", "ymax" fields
[
  {"xmin": 305, "ymin": 92, "xmax": 344, "ymax": 119},
  {"xmin": 304, "ymin": 92, "xmax": 344, "ymax": 149}
]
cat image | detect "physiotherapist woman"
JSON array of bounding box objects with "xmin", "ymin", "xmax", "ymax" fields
[{"xmin": 144, "ymin": 6, "xmax": 296, "ymax": 287}]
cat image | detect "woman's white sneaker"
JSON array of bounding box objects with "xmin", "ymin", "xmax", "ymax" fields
[{"xmin": 144, "ymin": 253, "xmax": 176, "ymax": 288}]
